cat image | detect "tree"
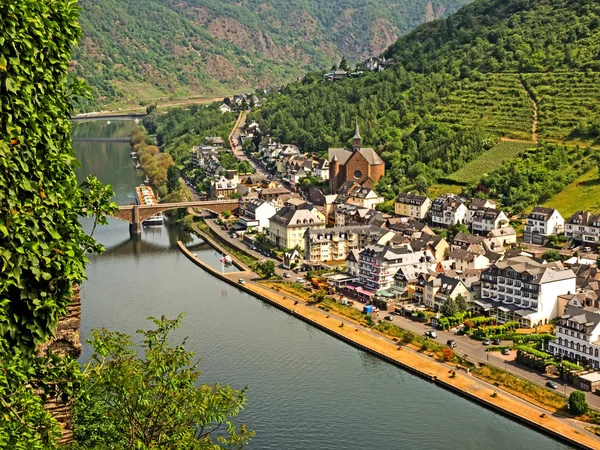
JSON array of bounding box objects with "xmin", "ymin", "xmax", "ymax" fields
[
  {"xmin": 73, "ymin": 315, "xmax": 254, "ymax": 449},
  {"xmin": 309, "ymin": 291, "xmax": 327, "ymax": 303},
  {"xmin": 568, "ymin": 390, "xmax": 588, "ymax": 416},
  {"xmin": 441, "ymin": 298, "xmax": 459, "ymax": 317},
  {"xmin": 257, "ymin": 260, "xmax": 276, "ymax": 278},
  {"xmin": 339, "ymin": 56, "xmax": 350, "ymax": 72},
  {"xmin": 166, "ymin": 165, "xmax": 180, "ymax": 193},
  {"xmin": 542, "ymin": 250, "xmax": 563, "ymax": 262},
  {"xmin": 454, "ymin": 294, "xmax": 468, "ymax": 313}
]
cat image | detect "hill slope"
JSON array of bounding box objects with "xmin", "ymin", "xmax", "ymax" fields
[
  {"xmin": 73, "ymin": 0, "xmax": 470, "ymax": 108},
  {"xmin": 244, "ymin": 0, "xmax": 600, "ymax": 209}
]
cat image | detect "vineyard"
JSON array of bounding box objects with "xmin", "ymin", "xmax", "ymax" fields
[
  {"xmin": 523, "ymin": 72, "xmax": 600, "ymax": 144},
  {"xmin": 444, "ymin": 141, "xmax": 534, "ymax": 185},
  {"xmin": 434, "ymin": 74, "xmax": 533, "ymax": 140},
  {"xmin": 543, "ymin": 167, "xmax": 600, "ymax": 217}
]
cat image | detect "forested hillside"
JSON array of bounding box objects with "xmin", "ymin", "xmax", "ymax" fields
[
  {"xmin": 246, "ymin": 0, "xmax": 600, "ymax": 211},
  {"xmin": 73, "ymin": 0, "xmax": 469, "ymax": 108}
]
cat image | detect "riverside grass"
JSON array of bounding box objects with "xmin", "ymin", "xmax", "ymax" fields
[{"xmin": 475, "ymin": 365, "xmax": 566, "ymax": 411}]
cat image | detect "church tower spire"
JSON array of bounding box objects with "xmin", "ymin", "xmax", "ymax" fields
[{"xmin": 352, "ymin": 119, "xmax": 361, "ymax": 152}]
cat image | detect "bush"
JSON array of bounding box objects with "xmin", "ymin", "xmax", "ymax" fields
[{"xmin": 568, "ymin": 390, "xmax": 589, "ymax": 416}]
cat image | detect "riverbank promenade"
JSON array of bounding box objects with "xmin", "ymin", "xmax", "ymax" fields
[{"xmin": 177, "ymin": 234, "xmax": 600, "ymax": 450}]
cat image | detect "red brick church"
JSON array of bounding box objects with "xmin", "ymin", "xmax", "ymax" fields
[{"xmin": 328, "ymin": 121, "xmax": 385, "ymax": 193}]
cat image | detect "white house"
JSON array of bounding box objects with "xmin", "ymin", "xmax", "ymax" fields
[
  {"xmin": 471, "ymin": 208, "xmax": 509, "ymax": 235},
  {"xmin": 466, "ymin": 198, "xmax": 497, "ymax": 224},
  {"xmin": 219, "ymin": 103, "xmax": 232, "ymax": 114},
  {"xmin": 237, "ymin": 199, "xmax": 278, "ymax": 232},
  {"xmin": 524, "ymin": 206, "xmax": 564, "ymax": 244},
  {"xmin": 480, "ymin": 256, "xmax": 577, "ymax": 327},
  {"xmin": 549, "ymin": 305, "xmax": 600, "ymax": 369},
  {"xmin": 312, "ymin": 159, "xmax": 329, "ymax": 181},
  {"xmin": 429, "ymin": 194, "xmax": 468, "ymax": 227},
  {"xmin": 565, "ymin": 211, "xmax": 600, "ymax": 249},
  {"xmin": 448, "ymin": 248, "xmax": 491, "ymax": 271}
]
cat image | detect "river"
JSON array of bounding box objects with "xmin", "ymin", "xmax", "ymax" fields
[{"xmin": 72, "ymin": 120, "xmax": 572, "ymax": 450}]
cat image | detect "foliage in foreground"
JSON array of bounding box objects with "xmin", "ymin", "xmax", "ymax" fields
[
  {"xmin": 0, "ymin": 1, "xmax": 116, "ymax": 447},
  {"xmin": 74, "ymin": 314, "xmax": 254, "ymax": 449},
  {"xmin": 569, "ymin": 390, "xmax": 589, "ymax": 416}
]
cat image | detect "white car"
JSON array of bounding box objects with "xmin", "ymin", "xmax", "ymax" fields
[
  {"xmin": 425, "ymin": 330, "xmax": 438, "ymax": 339},
  {"xmin": 296, "ymin": 278, "xmax": 304, "ymax": 283},
  {"xmin": 583, "ymin": 246, "xmax": 592, "ymax": 252},
  {"xmin": 283, "ymin": 273, "xmax": 291, "ymax": 278}
]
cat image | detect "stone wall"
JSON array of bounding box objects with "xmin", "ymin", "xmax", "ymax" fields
[{"xmin": 37, "ymin": 284, "xmax": 82, "ymax": 445}]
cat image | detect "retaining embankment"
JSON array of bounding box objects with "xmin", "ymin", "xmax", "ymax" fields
[
  {"xmin": 177, "ymin": 240, "xmax": 598, "ymax": 450},
  {"xmin": 189, "ymin": 224, "xmax": 248, "ymax": 272}
]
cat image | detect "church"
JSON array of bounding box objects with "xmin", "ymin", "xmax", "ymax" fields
[{"xmin": 328, "ymin": 121, "xmax": 385, "ymax": 193}]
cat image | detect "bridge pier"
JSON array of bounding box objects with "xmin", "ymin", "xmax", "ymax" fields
[
  {"xmin": 129, "ymin": 222, "xmax": 142, "ymax": 235},
  {"xmin": 129, "ymin": 205, "xmax": 142, "ymax": 235}
]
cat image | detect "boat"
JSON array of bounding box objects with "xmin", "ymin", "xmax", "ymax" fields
[
  {"xmin": 135, "ymin": 185, "xmax": 164, "ymax": 226},
  {"xmin": 106, "ymin": 120, "xmax": 111, "ymax": 124},
  {"xmin": 144, "ymin": 176, "xmax": 150, "ymax": 184},
  {"xmin": 219, "ymin": 254, "xmax": 233, "ymax": 265},
  {"xmin": 135, "ymin": 163, "xmax": 141, "ymax": 170}
]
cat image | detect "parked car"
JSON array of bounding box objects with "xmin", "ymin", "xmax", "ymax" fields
[
  {"xmin": 482, "ymin": 339, "xmax": 491, "ymax": 346},
  {"xmin": 384, "ymin": 315, "xmax": 393, "ymax": 321},
  {"xmin": 583, "ymin": 246, "xmax": 592, "ymax": 252},
  {"xmin": 501, "ymin": 348, "xmax": 511, "ymax": 356},
  {"xmin": 296, "ymin": 278, "xmax": 304, "ymax": 283},
  {"xmin": 425, "ymin": 330, "xmax": 438, "ymax": 339},
  {"xmin": 231, "ymin": 232, "xmax": 238, "ymax": 238},
  {"xmin": 284, "ymin": 273, "xmax": 291, "ymax": 278},
  {"xmin": 546, "ymin": 381, "xmax": 559, "ymax": 389},
  {"xmin": 492, "ymin": 338, "xmax": 501, "ymax": 345},
  {"xmin": 447, "ymin": 339, "xmax": 457, "ymax": 348},
  {"xmin": 238, "ymin": 279, "xmax": 246, "ymax": 285}
]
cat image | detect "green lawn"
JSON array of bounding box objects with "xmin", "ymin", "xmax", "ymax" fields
[
  {"xmin": 427, "ymin": 182, "xmax": 464, "ymax": 198},
  {"xmin": 543, "ymin": 167, "xmax": 600, "ymax": 217},
  {"xmin": 445, "ymin": 141, "xmax": 535, "ymax": 185}
]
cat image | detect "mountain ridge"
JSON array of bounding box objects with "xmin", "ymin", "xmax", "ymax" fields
[{"xmin": 73, "ymin": 0, "xmax": 470, "ymax": 109}]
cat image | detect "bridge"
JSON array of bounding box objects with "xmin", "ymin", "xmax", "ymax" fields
[{"xmin": 113, "ymin": 199, "xmax": 239, "ymax": 234}]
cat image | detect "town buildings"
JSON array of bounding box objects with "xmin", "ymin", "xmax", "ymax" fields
[
  {"xmin": 268, "ymin": 205, "xmax": 325, "ymax": 249},
  {"xmin": 237, "ymin": 199, "xmax": 278, "ymax": 232},
  {"xmin": 328, "ymin": 122, "xmax": 385, "ymax": 193},
  {"xmin": 480, "ymin": 256, "xmax": 577, "ymax": 327},
  {"xmin": 565, "ymin": 211, "xmax": 600, "ymax": 249},
  {"xmin": 524, "ymin": 207, "xmax": 564, "ymax": 244},
  {"xmin": 471, "ymin": 208, "xmax": 509, "ymax": 235},
  {"xmin": 394, "ymin": 192, "xmax": 432, "ymax": 219},
  {"xmin": 549, "ymin": 306, "xmax": 600, "ymax": 369},
  {"xmin": 429, "ymin": 194, "xmax": 467, "ymax": 227}
]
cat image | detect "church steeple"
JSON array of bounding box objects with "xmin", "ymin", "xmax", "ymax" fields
[{"xmin": 352, "ymin": 119, "xmax": 361, "ymax": 152}]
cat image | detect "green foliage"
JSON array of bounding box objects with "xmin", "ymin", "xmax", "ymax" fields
[
  {"xmin": 445, "ymin": 141, "xmax": 534, "ymax": 185},
  {"xmin": 0, "ymin": 2, "xmax": 115, "ymax": 447},
  {"xmin": 74, "ymin": 314, "xmax": 253, "ymax": 449},
  {"xmin": 309, "ymin": 290, "xmax": 327, "ymax": 303},
  {"xmin": 255, "ymin": 260, "xmax": 276, "ymax": 278},
  {"xmin": 479, "ymin": 144, "xmax": 594, "ymax": 213},
  {"xmin": 72, "ymin": 0, "xmax": 470, "ymax": 109},
  {"xmin": 568, "ymin": 390, "xmax": 589, "ymax": 416},
  {"xmin": 440, "ymin": 295, "xmax": 468, "ymax": 317},
  {"xmin": 385, "ymin": 0, "xmax": 600, "ymax": 74},
  {"xmin": 542, "ymin": 250, "xmax": 563, "ymax": 262},
  {"xmin": 131, "ymin": 126, "xmax": 174, "ymax": 194},
  {"xmin": 166, "ymin": 165, "xmax": 181, "ymax": 193}
]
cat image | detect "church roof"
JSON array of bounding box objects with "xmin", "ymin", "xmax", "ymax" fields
[
  {"xmin": 354, "ymin": 120, "xmax": 361, "ymax": 140},
  {"xmin": 328, "ymin": 147, "xmax": 384, "ymax": 166}
]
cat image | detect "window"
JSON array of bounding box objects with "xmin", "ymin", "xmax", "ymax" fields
[{"xmin": 353, "ymin": 170, "xmax": 363, "ymax": 179}]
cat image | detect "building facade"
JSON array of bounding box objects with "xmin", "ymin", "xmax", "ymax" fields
[
  {"xmin": 429, "ymin": 194, "xmax": 468, "ymax": 228},
  {"xmin": 395, "ymin": 192, "xmax": 432, "ymax": 220},
  {"xmin": 268, "ymin": 206, "xmax": 325, "ymax": 249},
  {"xmin": 565, "ymin": 211, "xmax": 600, "ymax": 248},
  {"xmin": 524, "ymin": 206, "xmax": 564, "ymax": 244},
  {"xmin": 480, "ymin": 256, "xmax": 576, "ymax": 327}
]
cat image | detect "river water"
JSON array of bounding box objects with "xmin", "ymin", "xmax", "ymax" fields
[{"xmin": 73, "ymin": 121, "xmax": 571, "ymax": 450}]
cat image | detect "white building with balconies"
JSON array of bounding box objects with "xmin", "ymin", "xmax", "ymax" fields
[
  {"xmin": 565, "ymin": 210, "xmax": 600, "ymax": 249},
  {"xmin": 524, "ymin": 206, "xmax": 564, "ymax": 244},
  {"xmin": 480, "ymin": 256, "xmax": 576, "ymax": 327},
  {"xmin": 549, "ymin": 306, "xmax": 600, "ymax": 369}
]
